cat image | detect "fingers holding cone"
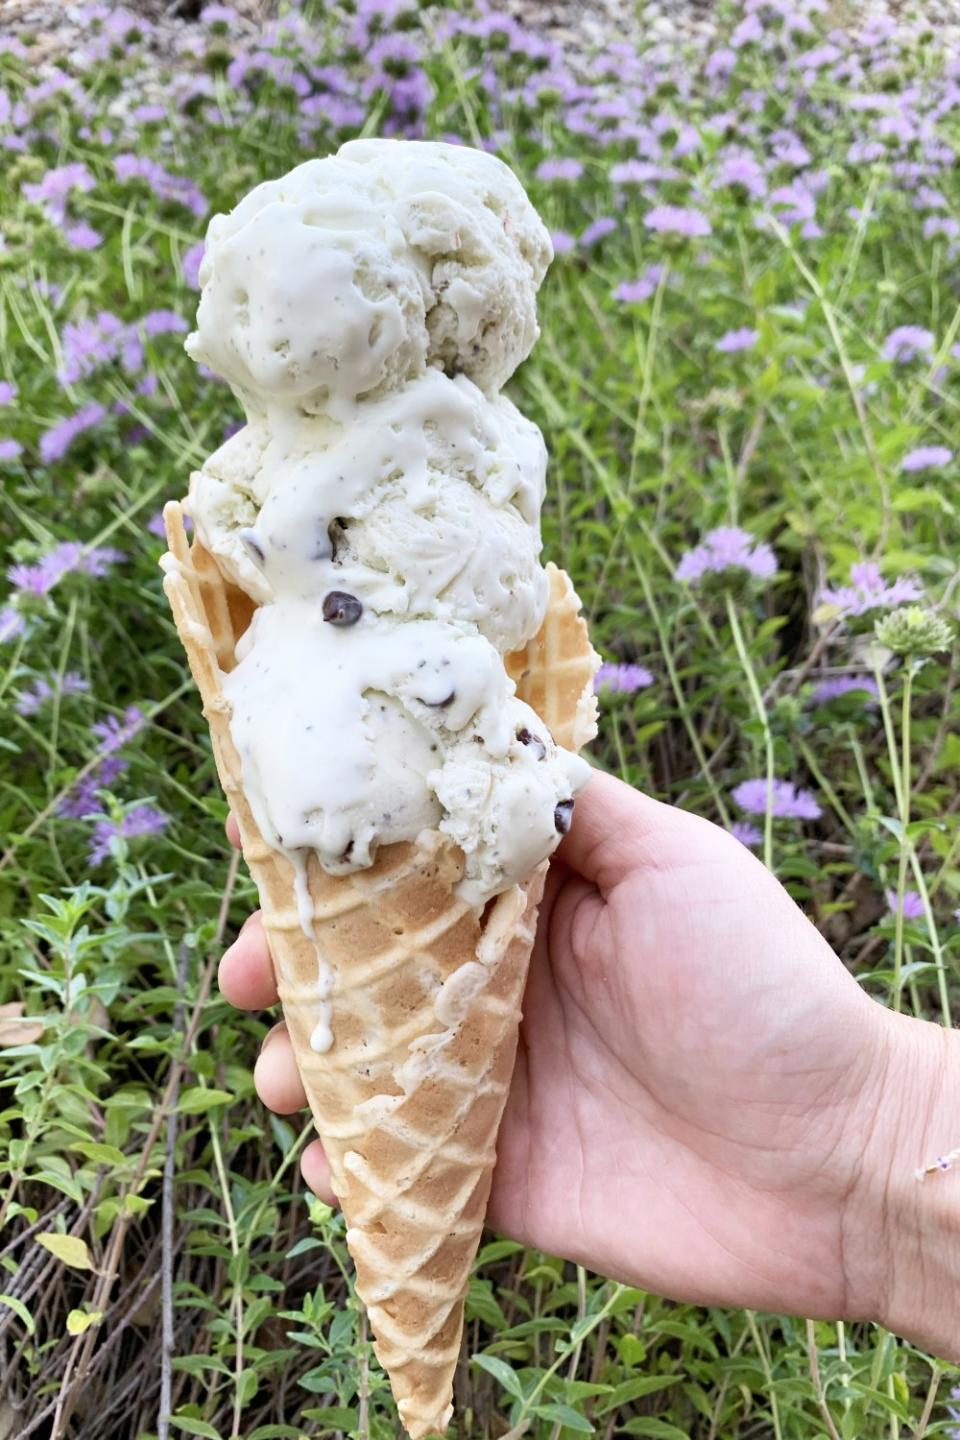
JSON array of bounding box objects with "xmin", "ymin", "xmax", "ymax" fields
[{"xmin": 221, "ymin": 811, "xmax": 338, "ymax": 1208}]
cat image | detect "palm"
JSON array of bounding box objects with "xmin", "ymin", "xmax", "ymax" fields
[{"xmin": 488, "ymin": 778, "xmax": 884, "ymax": 1319}]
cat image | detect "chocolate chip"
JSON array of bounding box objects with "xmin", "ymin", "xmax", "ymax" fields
[
  {"xmin": 554, "ymin": 799, "xmax": 574, "ymax": 835},
  {"xmin": 327, "ymin": 517, "xmax": 347, "ymax": 562},
  {"xmin": 322, "ymin": 591, "xmax": 363, "ymax": 626},
  {"xmin": 239, "ymin": 528, "xmax": 265, "ymax": 565},
  {"xmin": 516, "ymin": 726, "xmax": 546, "ymax": 760}
]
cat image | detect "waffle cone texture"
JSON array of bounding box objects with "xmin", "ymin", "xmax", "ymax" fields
[{"xmin": 161, "ymin": 502, "xmax": 598, "ymax": 1437}]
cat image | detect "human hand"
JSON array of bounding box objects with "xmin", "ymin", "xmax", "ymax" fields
[{"xmin": 219, "ymin": 771, "xmax": 960, "ymax": 1356}]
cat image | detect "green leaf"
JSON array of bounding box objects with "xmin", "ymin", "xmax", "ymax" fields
[
  {"xmin": 70, "ymin": 1141, "xmax": 128, "ymax": 1167},
  {"xmin": 67, "ymin": 1308, "xmax": 103, "ymax": 1335},
  {"xmin": 0, "ymin": 1294, "xmax": 35, "ymax": 1335},
  {"xmin": 620, "ymin": 1420, "xmax": 692, "ymax": 1439},
  {"xmin": 301, "ymin": 1409, "xmax": 357, "ymax": 1428},
  {"xmin": 472, "ymin": 1353, "xmax": 525, "ymax": 1400},
  {"xmin": 178, "ymin": 1088, "xmax": 234, "ymax": 1114},
  {"xmin": 36, "ymin": 1233, "xmax": 94, "ymax": 1270},
  {"xmin": 595, "ymin": 1377, "xmax": 679, "ymax": 1413},
  {"xmin": 533, "ymin": 1402, "xmax": 594, "ymax": 1433},
  {"xmin": 32, "ymin": 1170, "xmax": 84, "ymax": 1205},
  {"xmin": 171, "ymin": 1417, "xmax": 223, "ymax": 1438}
]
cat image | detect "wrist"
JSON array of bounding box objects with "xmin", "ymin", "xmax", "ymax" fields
[{"xmin": 844, "ymin": 1008, "xmax": 960, "ymax": 1358}]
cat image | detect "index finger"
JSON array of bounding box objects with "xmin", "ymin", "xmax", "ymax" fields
[{"xmin": 226, "ymin": 811, "xmax": 241, "ymax": 848}]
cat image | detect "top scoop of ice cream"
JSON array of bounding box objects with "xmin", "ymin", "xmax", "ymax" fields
[{"xmin": 185, "ymin": 139, "xmax": 552, "ymax": 410}]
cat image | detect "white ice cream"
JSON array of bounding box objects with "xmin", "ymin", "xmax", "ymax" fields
[{"xmin": 185, "ymin": 138, "xmax": 590, "ymax": 936}]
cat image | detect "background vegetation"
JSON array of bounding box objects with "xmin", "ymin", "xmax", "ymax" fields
[{"xmin": 1, "ymin": 0, "xmax": 959, "ymax": 1435}]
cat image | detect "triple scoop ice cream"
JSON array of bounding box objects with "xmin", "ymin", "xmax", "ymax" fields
[{"xmin": 184, "ymin": 139, "xmax": 590, "ymax": 967}]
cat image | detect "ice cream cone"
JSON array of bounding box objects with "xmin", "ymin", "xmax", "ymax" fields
[{"xmin": 161, "ymin": 500, "xmax": 598, "ymax": 1438}]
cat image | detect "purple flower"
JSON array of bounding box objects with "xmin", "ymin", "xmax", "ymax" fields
[
  {"xmin": 580, "ymin": 216, "xmax": 617, "ymax": 247},
  {"xmin": 550, "ymin": 230, "xmax": 575, "ymax": 255},
  {"xmin": 15, "ymin": 671, "xmax": 89, "ymax": 717},
  {"xmin": 923, "ymin": 217, "xmax": 960, "ymax": 241},
  {"xmin": 715, "ymin": 327, "xmax": 759, "ymax": 353},
  {"xmin": 732, "ymin": 779, "xmax": 822, "ymax": 821},
  {"xmin": 613, "ymin": 265, "xmax": 664, "ymax": 303},
  {"xmin": 0, "ymin": 606, "xmax": 24, "ymax": 644},
  {"xmin": 202, "ymin": 2, "xmax": 239, "ymax": 22},
  {"xmin": 675, "ymin": 526, "xmax": 777, "ymax": 584},
  {"xmin": 10, "ymin": 543, "xmax": 80, "ymax": 597},
  {"xmin": 644, "ymin": 205, "xmax": 712, "ymax": 238},
  {"xmin": 9, "ymin": 540, "xmax": 123, "ymax": 598},
  {"xmin": 140, "ymin": 309, "xmax": 188, "ymax": 336},
  {"xmin": 22, "ymin": 162, "xmax": 95, "ymax": 223},
  {"xmin": 811, "ymin": 676, "xmax": 879, "ymax": 704},
  {"xmin": 715, "ymin": 150, "xmax": 767, "ymax": 199},
  {"xmin": 594, "ymin": 662, "xmax": 654, "ymax": 694},
  {"xmin": 58, "ymin": 311, "xmax": 126, "ymax": 384},
  {"xmin": 114, "ymin": 154, "xmax": 206, "ymax": 218},
  {"xmin": 885, "ymin": 889, "xmax": 924, "ymax": 920},
  {"xmin": 902, "ymin": 446, "xmax": 952, "ymax": 472},
  {"xmin": 183, "ymin": 242, "xmax": 205, "ymax": 289},
  {"xmin": 93, "ymin": 705, "xmax": 145, "ymax": 756},
  {"xmin": 611, "ymin": 159, "xmax": 677, "ymax": 185},
  {"xmin": 60, "ymin": 773, "xmax": 108, "ymax": 820},
  {"xmin": 731, "ymin": 821, "xmax": 762, "ymax": 848},
  {"xmin": 65, "ymin": 221, "xmax": 103, "ymax": 251},
  {"xmin": 882, "ymin": 326, "xmax": 934, "ymax": 363},
  {"xmin": 0, "ymin": 439, "xmax": 22, "ymax": 462},
  {"xmin": 819, "ymin": 562, "xmax": 923, "ymax": 618},
  {"xmin": 0, "ymin": 381, "xmax": 19, "ymax": 406},
  {"xmin": 39, "ymin": 403, "xmax": 107, "ymax": 464},
  {"xmin": 536, "ymin": 157, "xmax": 583, "ymax": 181},
  {"xmin": 731, "ymin": 13, "xmax": 763, "ymax": 47},
  {"xmin": 769, "ymin": 182, "xmax": 817, "ymax": 227},
  {"xmin": 88, "ymin": 805, "xmax": 170, "ymax": 864}
]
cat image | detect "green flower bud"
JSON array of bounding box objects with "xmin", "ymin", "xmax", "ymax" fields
[{"xmin": 873, "ymin": 605, "xmax": 953, "ymax": 657}]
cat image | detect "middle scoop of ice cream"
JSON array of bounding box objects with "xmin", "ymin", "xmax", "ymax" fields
[{"xmin": 188, "ymin": 370, "xmax": 549, "ymax": 653}]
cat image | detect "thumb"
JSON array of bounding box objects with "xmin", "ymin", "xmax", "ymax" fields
[{"xmin": 557, "ymin": 767, "xmax": 702, "ymax": 893}]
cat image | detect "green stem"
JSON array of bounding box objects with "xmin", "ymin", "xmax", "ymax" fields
[
  {"xmin": 890, "ymin": 667, "xmax": 914, "ymax": 1013},
  {"xmin": 745, "ymin": 1311, "xmax": 783, "ymax": 1440},
  {"xmin": 870, "ymin": 655, "xmax": 904, "ymax": 817},
  {"xmin": 725, "ymin": 594, "xmax": 775, "ymax": 870}
]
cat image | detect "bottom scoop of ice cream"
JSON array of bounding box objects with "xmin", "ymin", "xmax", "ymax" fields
[{"xmin": 224, "ymin": 597, "xmax": 589, "ymax": 905}]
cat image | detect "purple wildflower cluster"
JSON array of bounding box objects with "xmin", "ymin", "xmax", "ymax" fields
[
  {"xmin": 675, "ymin": 527, "xmax": 777, "ymax": 586},
  {"xmin": 733, "ymin": 778, "xmax": 822, "ymax": 821},
  {"xmin": 88, "ymin": 805, "xmax": 170, "ymax": 865},
  {"xmin": 613, "ymin": 266, "xmax": 663, "ymax": 303},
  {"xmin": 8, "ymin": 542, "xmax": 125, "ymax": 599},
  {"xmin": 819, "ymin": 562, "xmax": 923, "ymax": 619},
  {"xmin": 59, "ymin": 705, "xmax": 146, "ymax": 819},
  {"xmin": 594, "ymin": 662, "xmax": 654, "ymax": 694},
  {"xmin": 810, "ymin": 675, "xmax": 878, "ymax": 705},
  {"xmin": 57, "ymin": 705, "xmax": 169, "ymax": 864},
  {"xmin": 715, "ymin": 327, "xmax": 759, "ymax": 353},
  {"xmin": 21, "ymin": 162, "xmax": 101, "ymax": 251},
  {"xmin": 1, "ymin": 542, "xmax": 125, "ymax": 648},
  {"xmin": 14, "ymin": 672, "xmax": 89, "ymax": 717}
]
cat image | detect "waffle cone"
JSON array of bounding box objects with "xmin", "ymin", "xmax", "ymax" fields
[{"xmin": 161, "ymin": 501, "xmax": 598, "ymax": 1437}]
